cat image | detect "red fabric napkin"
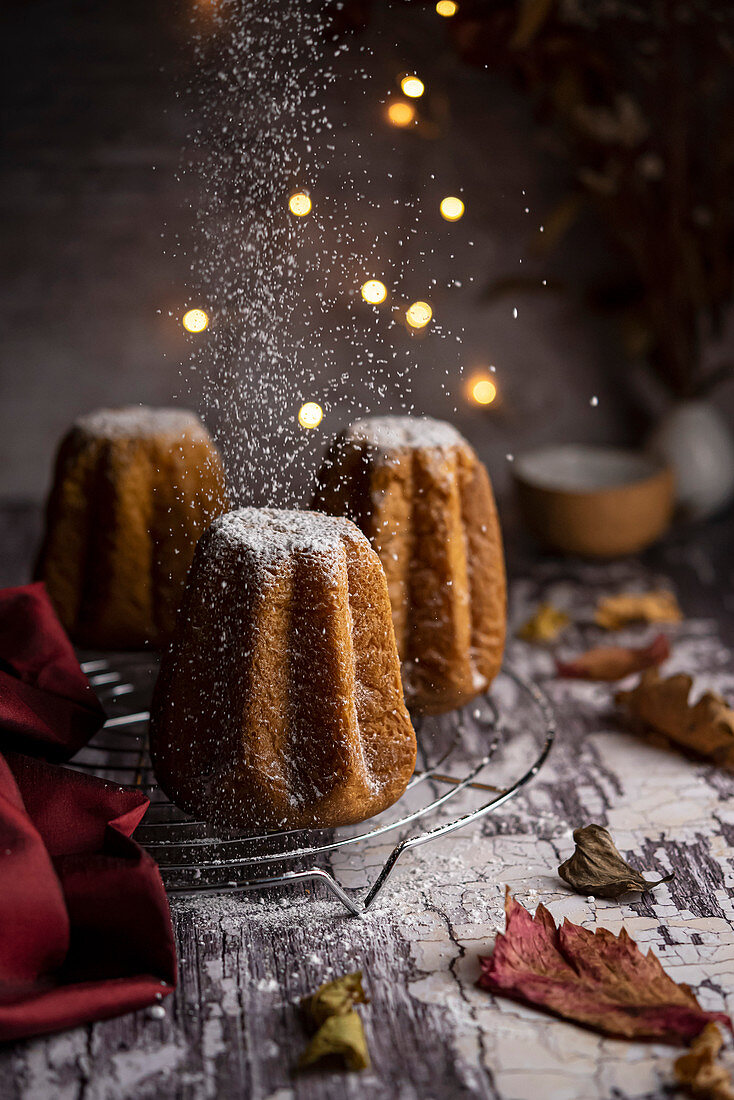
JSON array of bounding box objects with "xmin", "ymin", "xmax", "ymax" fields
[
  {"xmin": 0, "ymin": 584, "xmax": 176, "ymax": 1041},
  {"xmin": 0, "ymin": 583, "xmax": 106, "ymax": 761}
]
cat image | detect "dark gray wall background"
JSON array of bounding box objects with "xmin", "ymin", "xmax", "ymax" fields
[{"xmin": 4, "ymin": 0, "xmax": 723, "ymax": 507}]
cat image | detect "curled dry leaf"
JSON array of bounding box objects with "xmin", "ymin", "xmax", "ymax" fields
[
  {"xmin": 556, "ymin": 633, "xmax": 670, "ymax": 681},
  {"xmin": 299, "ymin": 1012, "xmax": 370, "ymax": 1072},
  {"xmin": 675, "ymin": 1022, "xmax": 734, "ymax": 1100},
  {"xmin": 299, "ymin": 972, "xmax": 370, "ymax": 1072},
  {"xmin": 572, "ymin": 94, "xmax": 649, "ymax": 148},
  {"xmin": 302, "ymin": 971, "xmax": 369, "ymax": 1027},
  {"xmin": 517, "ymin": 602, "xmax": 570, "ymax": 643},
  {"xmin": 477, "ymin": 889, "xmax": 731, "ymax": 1043},
  {"xmin": 558, "ymin": 824, "xmax": 673, "ymax": 898},
  {"xmin": 595, "ymin": 590, "xmax": 683, "ymax": 630},
  {"xmin": 616, "ymin": 670, "xmax": 734, "ymax": 768},
  {"xmin": 510, "ymin": 0, "xmax": 555, "ymax": 49}
]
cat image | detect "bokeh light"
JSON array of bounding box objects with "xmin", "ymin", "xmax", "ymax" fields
[
  {"xmin": 468, "ymin": 375, "xmax": 498, "ymax": 406},
  {"xmin": 405, "ymin": 301, "xmax": 433, "ymax": 329},
  {"xmin": 182, "ymin": 308, "xmax": 209, "ymax": 333},
  {"xmin": 288, "ymin": 191, "xmax": 312, "ymax": 216},
  {"xmin": 436, "ymin": 0, "xmax": 458, "ymax": 14},
  {"xmin": 298, "ymin": 401, "xmax": 323, "ymax": 429},
  {"xmin": 440, "ymin": 196, "xmax": 465, "ymax": 221},
  {"xmin": 387, "ymin": 101, "xmax": 416, "ymax": 128},
  {"xmin": 361, "ymin": 279, "xmax": 388, "ymax": 304},
  {"xmin": 401, "ymin": 75, "xmax": 425, "ymax": 99}
]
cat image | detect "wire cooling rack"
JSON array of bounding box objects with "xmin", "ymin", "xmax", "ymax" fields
[{"xmin": 75, "ymin": 655, "xmax": 555, "ymax": 915}]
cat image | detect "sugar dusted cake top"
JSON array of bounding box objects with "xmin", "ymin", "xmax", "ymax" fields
[
  {"xmin": 74, "ymin": 406, "xmax": 208, "ymax": 441},
  {"xmin": 346, "ymin": 415, "xmax": 467, "ymax": 451},
  {"xmin": 209, "ymin": 507, "xmax": 363, "ymax": 568}
]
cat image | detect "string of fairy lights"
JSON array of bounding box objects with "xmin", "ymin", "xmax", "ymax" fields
[{"xmin": 182, "ymin": 0, "xmax": 497, "ymax": 429}]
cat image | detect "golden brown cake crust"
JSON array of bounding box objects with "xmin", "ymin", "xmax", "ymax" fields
[
  {"xmin": 313, "ymin": 416, "xmax": 507, "ymax": 714},
  {"xmin": 150, "ymin": 508, "xmax": 417, "ymax": 831},
  {"xmin": 35, "ymin": 406, "xmax": 229, "ymax": 649}
]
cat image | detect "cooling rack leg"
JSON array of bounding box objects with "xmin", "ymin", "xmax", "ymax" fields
[
  {"xmin": 172, "ymin": 867, "xmax": 365, "ymax": 917},
  {"xmin": 290, "ymin": 869, "xmax": 363, "ymax": 916},
  {"xmin": 362, "ymin": 840, "xmax": 410, "ymax": 910}
]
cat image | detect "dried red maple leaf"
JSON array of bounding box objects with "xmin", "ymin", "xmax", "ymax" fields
[
  {"xmin": 556, "ymin": 634, "xmax": 670, "ymax": 681},
  {"xmin": 477, "ymin": 889, "xmax": 731, "ymax": 1043}
]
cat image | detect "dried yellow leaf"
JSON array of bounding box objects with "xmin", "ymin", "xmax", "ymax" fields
[
  {"xmin": 301, "ymin": 971, "xmax": 369, "ymax": 1027},
  {"xmin": 616, "ymin": 670, "xmax": 734, "ymax": 768},
  {"xmin": 298, "ymin": 1011, "xmax": 370, "ymax": 1072},
  {"xmin": 299, "ymin": 972, "xmax": 370, "ymax": 1072},
  {"xmin": 518, "ymin": 603, "xmax": 570, "ymax": 643},
  {"xmin": 595, "ymin": 590, "xmax": 682, "ymax": 630},
  {"xmin": 674, "ymin": 1023, "xmax": 734, "ymax": 1099}
]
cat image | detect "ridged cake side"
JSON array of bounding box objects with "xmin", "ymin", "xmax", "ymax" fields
[
  {"xmin": 313, "ymin": 417, "xmax": 507, "ymax": 714},
  {"xmin": 149, "ymin": 508, "xmax": 417, "ymax": 830},
  {"xmin": 35, "ymin": 407, "xmax": 229, "ymax": 648}
]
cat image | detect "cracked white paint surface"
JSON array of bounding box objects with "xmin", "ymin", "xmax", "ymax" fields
[{"xmin": 2, "ymin": 556, "xmax": 734, "ymax": 1099}]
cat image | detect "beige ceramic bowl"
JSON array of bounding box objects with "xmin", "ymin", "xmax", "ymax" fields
[{"xmin": 513, "ymin": 445, "xmax": 675, "ymax": 558}]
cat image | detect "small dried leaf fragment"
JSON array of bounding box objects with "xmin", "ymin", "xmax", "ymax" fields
[
  {"xmin": 675, "ymin": 1023, "xmax": 734, "ymax": 1099},
  {"xmin": 558, "ymin": 824, "xmax": 673, "ymax": 898},
  {"xmin": 532, "ymin": 195, "xmax": 583, "ymax": 255},
  {"xmin": 299, "ymin": 972, "xmax": 370, "ymax": 1072},
  {"xmin": 617, "ymin": 670, "xmax": 734, "ymax": 767},
  {"xmin": 595, "ymin": 590, "xmax": 682, "ymax": 630},
  {"xmin": 511, "ymin": 0, "xmax": 555, "ymax": 49},
  {"xmin": 556, "ymin": 633, "xmax": 670, "ymax": 681},
  {"xmin": 299, "ymin": 1011, "xmax": 370, "ymax": 1072},
  {"xmin": 572, "ymin": 94, "xmax": 649, "ymax": 148},
  {"xmin": 518, "ymin": 603, "xmax": 570, "ymax": 643},
  {"xmin": 302, "ymin": 971, "xmax": 369, "ymax": 1027},
  {"xmin": 477, "ymin": 889, "xmax": 731, "ymax": 1042}
]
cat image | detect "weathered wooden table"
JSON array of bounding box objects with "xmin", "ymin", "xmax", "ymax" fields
[{"xmin": 1, "ymin": 503, "xmax": 733, "ymax": 1100}]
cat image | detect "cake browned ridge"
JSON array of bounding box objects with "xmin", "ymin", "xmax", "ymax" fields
[
  {"xmin": 313, "ymin": 415, "xmax": 507, "ymax": 714},
  {"xmin": 150, "ymin": 507, "xmax": 417, "ymax": 830},
  {"xmin": 35, "ymin": 405, "xmax": 229, "ymax": 648}
]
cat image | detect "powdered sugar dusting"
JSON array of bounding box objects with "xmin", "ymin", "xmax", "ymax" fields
[
  {"xmin": 74, "ymin": 405, "xmax": 209, "ymax": 442},
  {"xmin": 348, "ymin": 416, "xmax": 467, "ymax": 453},
  {"xmin": 210, "ymin": 506, "xmax": 365, "ymax": 568},
  {"xmin": 177, "ymin": 5, "xmax": 467, "ymax": 509}
]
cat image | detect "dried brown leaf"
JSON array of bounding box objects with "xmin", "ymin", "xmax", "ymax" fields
[
  {"xmin": 518, "ymin": 603, "xmax": 570, "ymax": 643},
  {"xmin": 578, "ymin": 167, "xmax": 619, "ymax": 197},
  {"xmin": 675, "ymin": 1023, "xmax": 734, "ymax": 1099},
  {"xmin": 595, "ymin": 590, "xmax": 683, "ymax": 630},
  {"xmin": 616, "ymin": 670, "xmax": 734, "ymax": 768},
  {"xmin": 531, "ymin": 195, "xmax": 584, "ymax": 255},
  {"xmin": 556, "ymin": 633, "xmax": 670, "ymax": 681},
  {"xmin": 510, "ymin": 0, "xmax": 555, "ymax": 49},
  {"xmin": 558, "ymin": 824, "xmax": 673, "ymax": 898},
  {"xmin": 572, "ymin": 94, "xmax": 649, "ymax": 148}
]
